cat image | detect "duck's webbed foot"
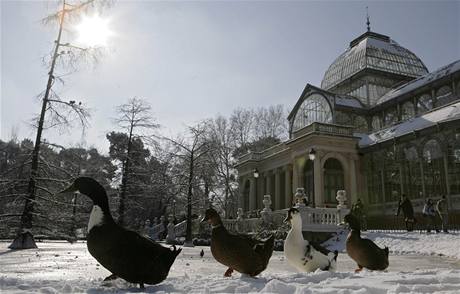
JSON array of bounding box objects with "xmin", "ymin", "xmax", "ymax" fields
[
  {"xmin": 224, "ymin": 267, "xmax": 234, "ymax": 277},
  {"xmin": 354, "ymin": 265, "xmax": 363, "ymax": 273},
  {"xmin": 103, "ymin": 274, "xmax": 118, "ymax": 281}
]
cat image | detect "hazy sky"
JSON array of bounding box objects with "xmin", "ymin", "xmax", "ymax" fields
[{"xmin": 1, "ymin": 0, "xmax": 459, "ymax": 153}]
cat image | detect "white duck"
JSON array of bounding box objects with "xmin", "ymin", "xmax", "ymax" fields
[{"xmin": 284, "ymin": 208, "xmax": 338, "ymax": 272}]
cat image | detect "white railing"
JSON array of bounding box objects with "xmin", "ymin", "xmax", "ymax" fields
[
  {"xmin": 222, "ymin": 206, "xmax": 348, "ymax": 234},
  {"xmin": 297, "ymin": 206, "xmax": 348, "ymax": 232}
]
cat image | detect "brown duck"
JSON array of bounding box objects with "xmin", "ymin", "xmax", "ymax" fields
[
  {"xmin": 201, "ymin": 208, "xmax": 275, "ymax": 277},
  {"xmin": 344, "ymin": 214, "xmax": 389, "ymax": 272}
]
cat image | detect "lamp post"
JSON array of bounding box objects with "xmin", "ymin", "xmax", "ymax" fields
[{"xmin": 253, "ymin": 168, "xmax": 259, "ymax": 212}]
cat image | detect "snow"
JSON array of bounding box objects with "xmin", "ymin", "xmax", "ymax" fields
[
  {"xmin": 335, "ymin": 96, "xmax": 364, "ymax": 109},
  {"xmin": 1, "ymin": 231, "xmax": 460, "ymax": 293},
  {"xmin": 358, "ymin": 101, "xmax": 460, "ymax": 147},
  {"xmin": 377, "ymin": 60, "xmax": 460, "ymax": 105}
]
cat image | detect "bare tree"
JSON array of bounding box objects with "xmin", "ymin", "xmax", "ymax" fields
[
  {"xmin": 229, "ymin": 107, "xmax": 254, "ymax": 147},
  {"xmin": 205, "ymin": 116, "xmax": 238, "ymax": 217},
  {"xmin": 113, "ymin": 97, "xmax": 159, "ymax": 226},
  {"xmin": 10, "ymin": 0, "xmax": 111, "ymax": 249},
  {"xmin": 162, "ymin": 124, "xmax": 209, "ymax": 246},
  {"xmin": 253, "ymin": 105, "xmax": 288, "ymax": 140}
]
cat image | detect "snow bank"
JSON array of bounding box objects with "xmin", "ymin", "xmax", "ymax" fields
[{"xmin": 1, "ymin": 231, "xmax": 460, "ymax": 293}]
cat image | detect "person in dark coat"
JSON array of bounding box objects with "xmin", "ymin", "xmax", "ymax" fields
[{"xmin": 396, "ymin": 194, "xmax": 416, "ymax": 231}]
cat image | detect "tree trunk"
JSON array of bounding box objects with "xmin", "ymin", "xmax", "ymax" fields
[
  {"xmin": 185, "ymin": 152, "xmax": 194, "ymax": 246},
  {"xmin": 118, "ymin": 122, "xmax": 134, "ymax": 227},
  {"xmin": 9, "ymin": 1, "xmax": 66, "ymax": 249}
]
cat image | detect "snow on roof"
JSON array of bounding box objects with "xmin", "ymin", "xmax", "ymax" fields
[
  {"xmin": 377, "ymin": 59, "xmax": 460, "ymax": 105},
  {"xmin": 358, "ymin": 101, "xmax": 460, "ymax": 147},
  {"xmin": 335, "ymin": 96, "xmax": 364, "ymax": 108}
]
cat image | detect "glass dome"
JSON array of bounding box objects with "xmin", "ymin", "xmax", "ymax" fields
[
  {"xmin": 292, "ymin": 93, "xmax": 333, "ymax": 132},
  {"xmin": 321, "ymin": 32, "xmax": 428, "ymax": 90}
]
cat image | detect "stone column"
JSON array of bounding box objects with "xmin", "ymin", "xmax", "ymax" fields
[
  {"xmin": 285, "ymin": 165, "xmax": 293, "ymax": 208},
  {"xmin": 314, "ymin": 156, "xmax": 322, "ymax": 207},
  {"xmin": 249, "ymin": 176, "xmax": 256, "ymax": 211},
  {"xmin": 274, "ymin": 169, "xmax": 281, "ymax": 210}
]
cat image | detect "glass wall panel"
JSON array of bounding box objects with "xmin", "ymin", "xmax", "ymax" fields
[
  {"xmin": 372, "ymin": 115, "xmax": 381, "ymax": 131},
  {"xmin": 422, "ymin": 139, "xmax": 446, "ymax": 198},
  {"xmin": 403, "ymin": 146, "xmax": 422, "ymax": 198},
  {"xmin": 384, "ymin": 108, "xmax": 398, "ymax": 126},
  {"xmin": 335, "ymin": 111, "xmax": 352, "ymax": 125},
  {"xmin": 435, "ymin": 85, "xmax": 454, "ymax": 107},
  {"xmin": 293, "ymin": 94, "xmax": 333, "ymax": 132},
  {"xmin": 384, "ymin": 150, "xmax": 400, "ymax": 202},
  {"xmin": 401, "ymin": 101, "xmax": 415, "ymax": 121},
  {"xmin": 448, "ymin": 133, "xmax": 460, "ymax": 194},
  {"xmin": 366, "ymin": 155, "xmax": 383, "ymax": 204},
  {"xmin": 417, "ymin": 94, "xmax": 433, "ymax": 114},
  {"xmin": 354, "ymin": 116, "xmax": 368, "ymax": 133}
]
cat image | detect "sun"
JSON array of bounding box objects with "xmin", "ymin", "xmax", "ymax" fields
[{"xmin": 75, "ymin": 15, "xmax": 112, "ymax": 47}]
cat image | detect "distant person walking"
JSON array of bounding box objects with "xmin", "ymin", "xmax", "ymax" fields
[
  {"xmin": 396, "ymin": 194, "xmax": 416, "ymax": 231},
  {"xmin": 436, "ymin": 195, "xmax": 449, "ymax": 233},
  {"xmin": 422, "ymin": 198, "xmax": 439, "ymax": 233}
]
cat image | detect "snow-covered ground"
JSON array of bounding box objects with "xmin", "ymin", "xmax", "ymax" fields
[{"xmin": 1, "ymin": 230, "xmax": 460, "ymax": 293}]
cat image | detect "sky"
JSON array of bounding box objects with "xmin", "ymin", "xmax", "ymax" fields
[{"xmin": 1, "ymin": 0, "xmax": 459, "ymax": 153}]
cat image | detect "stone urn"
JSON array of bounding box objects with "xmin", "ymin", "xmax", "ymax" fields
[
  {"xmin": 262, "ymin": 195, "xmax": 272, "ymax": 212},
  {"xmin": 166, "ymin": 214, "xmax": 176, "ymax": 244},
  {"xmin": 294, "ymin": 188, "xmax": 308, "ymax": 207},
  {"xmin": 336, "ymin": 190, "xmax": 347, "ymax": 209},
  {"xmin": 236, "ymin": 208, "xmax": 244, "ymax": 221}
]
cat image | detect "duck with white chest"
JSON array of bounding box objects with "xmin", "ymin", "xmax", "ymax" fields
[
  {"xmin": 58, "ymin": 177, "xmax": 182, "ymax": 289},
  {"xmin": 284, "ymin": 208, "xmax": 338, "ymax": 272}
]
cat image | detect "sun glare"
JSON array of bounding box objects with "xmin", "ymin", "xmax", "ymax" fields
[{"xmin": 75, "ymin": 15, "xmax": 112, "ymax": 47}]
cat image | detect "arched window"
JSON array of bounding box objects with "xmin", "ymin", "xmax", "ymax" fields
[
  {"xmin": 372, "ymin": 115, "xmax": 381, "ymax": 131},
  {"xmin": 323, "ymin": 158, "xmax": 344, "ymax": 204},
  {"xmin": 292, "ymin": 94, "xmax": 332, "ymax": 132},
  {"xmin": 401, "ymin": 101, "xmax": 415, "ymax": 121},
  {"xmin": 417, "ymin": 94, "xmax": 433, "ymax": 113},
  {"xmin": 435, "ymin": 85, "xmax": 454, "ymax": 107},
  {"xmin": 384, "ymin": 108, "xmax": 398, "ymax": 126},
  {"xmin": 423, "ymin": 139, "xmax": 446, "ymax": 197},
  {"xmin": 354, "ymin": 116, "xmax": 368, "ymax": 133}
]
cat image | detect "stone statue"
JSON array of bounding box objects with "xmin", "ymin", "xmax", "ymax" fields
[{"xmin": 166, "ymin": 214, "xmax": 176, "ymax": 244}]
